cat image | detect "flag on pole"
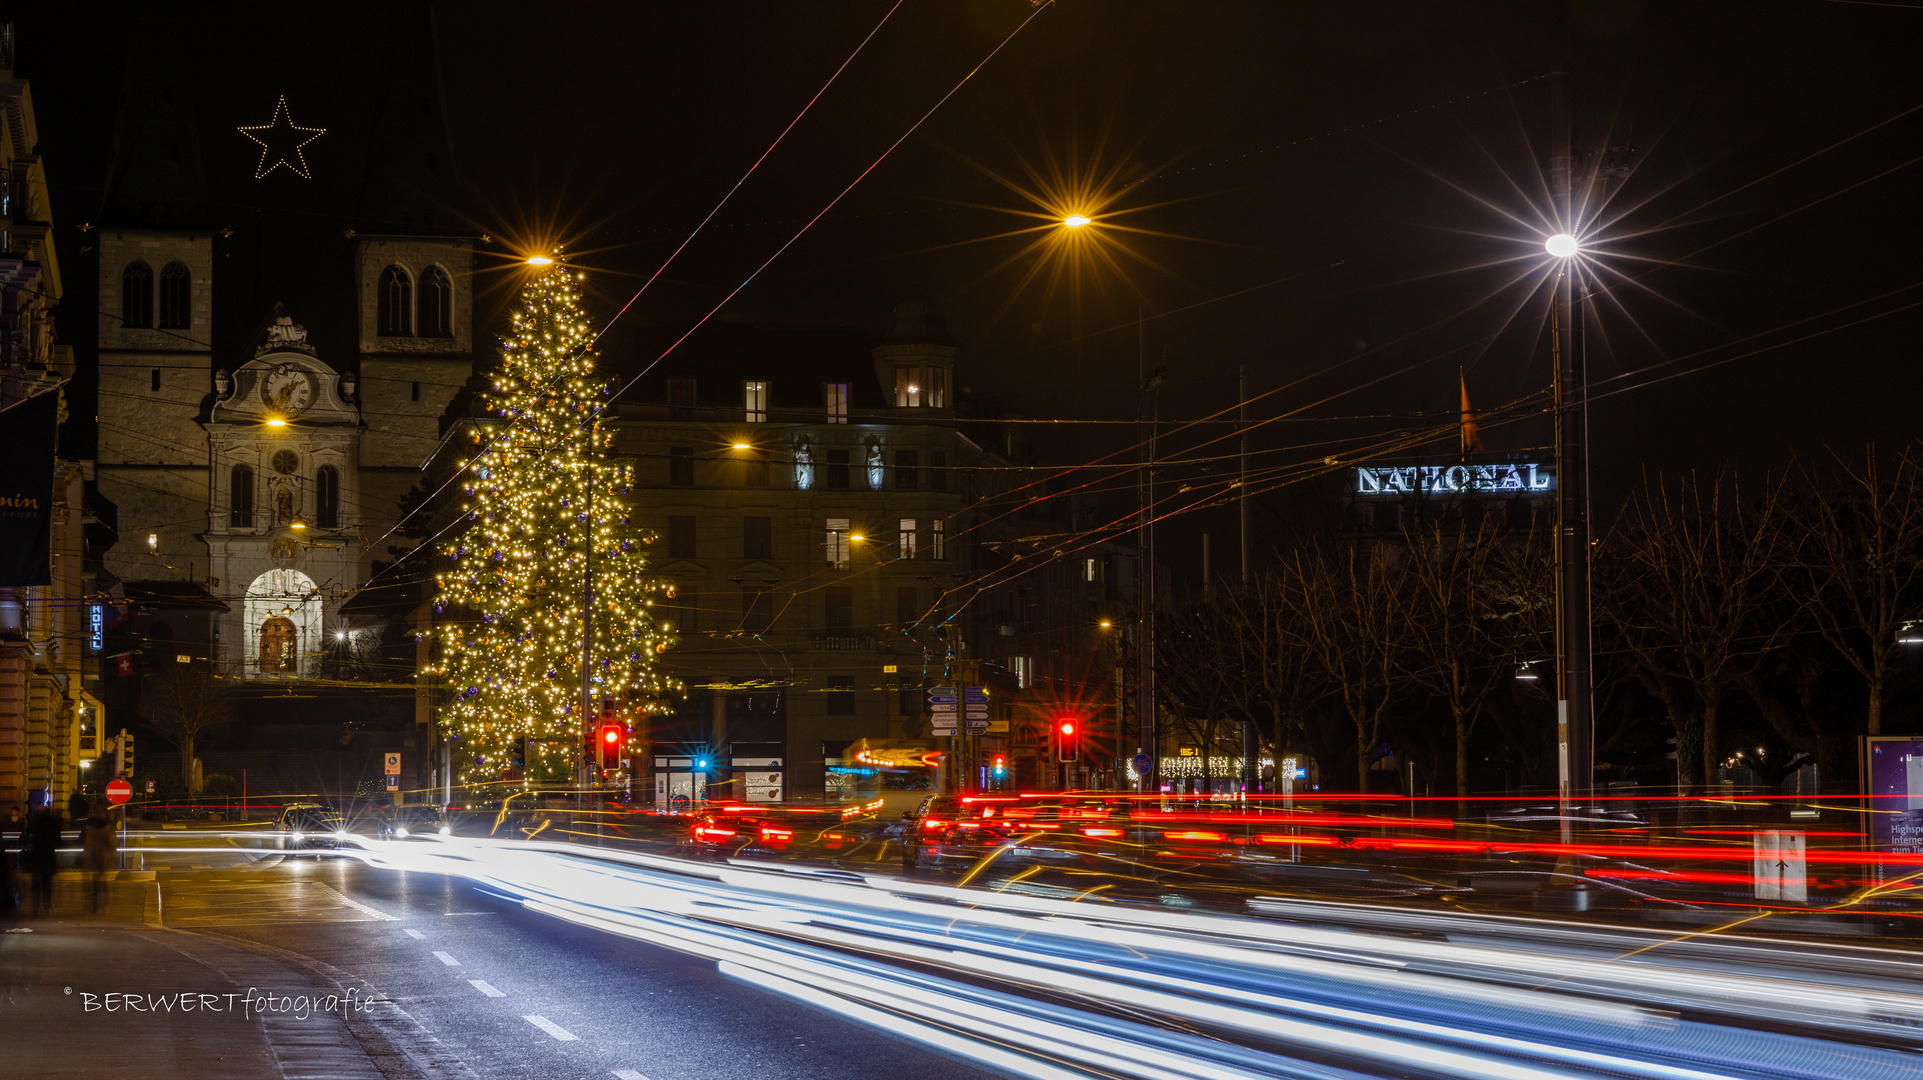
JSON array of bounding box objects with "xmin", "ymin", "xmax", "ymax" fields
[{"xmin": 1459, "ymin": 371, "xmax": 1484, "ymax": 456}]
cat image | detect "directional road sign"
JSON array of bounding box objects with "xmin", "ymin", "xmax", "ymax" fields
[
  {"xmin": 964, "ymin": 687, "xmax": 989, "ymax": 703},
  {"xmin": 964, "ymin": 719, "xmax": 991, "ymax": 731}
]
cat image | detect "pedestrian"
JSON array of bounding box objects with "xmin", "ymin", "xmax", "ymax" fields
[
  {"xmin": 67, "ymin": 787, "xmax": 89, "ymax": 847},
  {"xmin": 24, "ymin": 803, "xmax": 61, "ymax": 916},
  {"xmin": 83, "ymin": 800, "xmax": 115, "ymax": 913}
]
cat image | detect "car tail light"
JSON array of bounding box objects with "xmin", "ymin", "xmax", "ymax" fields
[
  {"xmin": 694, "ymin": 826, "xmax": 737, "ymax": 841},
  {"xmin": 760, "ymin": 827, "xmax": 793, "ymax": 842},
  {"xmin": 1165, "ymin": 830, "xmax": 1226, "ymax": 842},
  {"xmin": 1083, "ymin": 827, "xmax": 1124, "ymax": 838},
  {"xmin": 920, "ymin": 819, "xmax": 947, "ymax": 830}
]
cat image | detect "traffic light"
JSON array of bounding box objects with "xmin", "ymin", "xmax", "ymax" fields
[
  {"xmin": 116, "ymin": 731, "xmax": 136, "ymax": 777},
  {"xmin": 596, "ymin": 721, "xmax": 624, "ymax": 770},
  {"xmin": 1057, "ymin": 719, "xmax": 1079, "ymax": 763},
  {"xmin": 992, "ymin": 755, "xmax": 1006, "ymax": 778}
]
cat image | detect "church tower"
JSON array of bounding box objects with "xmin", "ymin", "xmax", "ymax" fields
[{"xmin": 93, "ymin": 66, "xmax": 215, "ymax": 587}]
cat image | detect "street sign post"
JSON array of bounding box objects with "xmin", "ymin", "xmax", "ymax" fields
[
  {"xmin": 964, "ymin": 719, "xmax": 990, "ymax": 731},
  {"xmin": 384, "ymin": 753, "xmax": 401, "ymax": 776},
  {"xmin": 105, "ymin": 778, "xmax": 132, "ymax": 804}
]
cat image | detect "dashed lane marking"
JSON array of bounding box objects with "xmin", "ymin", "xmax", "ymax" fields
[
  {"xmin": 433, "ymin": 951, "xmax": 461, "ymax": 966},
  {"xmin": 524, "ymin": 1015, "xmax": 578, "ymax": 1041},
  {"xmin": 468, "ymin": 980, "xmax": 506, "ymax": 997},
  {"xmin": 403, "ymin": 928, "xmax": 426, "ymax": 939},
  {"xmin": 614, "ymin": 1071, "xmax": 650, "ymax": 1080}
]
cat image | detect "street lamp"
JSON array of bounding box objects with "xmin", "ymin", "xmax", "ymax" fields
[
  {"xmin": 1545, "ymin": 233, "xmax": 1579, "ymax": 259},
  {"xmin": 526, "ymin": 255, "xmax": 554, "ymax": 266},
  {"xmin": 1063, "ymin": 215, "xmax": 1091, "ymax": 228}
]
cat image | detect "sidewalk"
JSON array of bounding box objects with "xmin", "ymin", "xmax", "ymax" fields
[{"xmin": 0, "ymin": 875, "xmax": 392, "ymax": 1079}]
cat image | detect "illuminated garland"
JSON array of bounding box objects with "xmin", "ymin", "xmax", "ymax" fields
[{"xmin": 430, "ymin": 265, "xmax": 676, "ymax": 786}]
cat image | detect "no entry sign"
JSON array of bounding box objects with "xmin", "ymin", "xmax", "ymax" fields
[{"xmin": 106, "ymin": 778, "xmax": 133, "ymax": 804}]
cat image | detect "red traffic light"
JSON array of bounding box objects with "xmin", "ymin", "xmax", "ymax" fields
[
  {"xmin": 1058, "ymin": 720, "xmax": 1076, "ymax": 736},
  {"xmin": 602, "ymin": 727, "xmax": 620, "ymax": 744}
]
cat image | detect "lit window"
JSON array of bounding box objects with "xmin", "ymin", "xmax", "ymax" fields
[
  {"xmin": 826, "ymin": 518, "xmax": 850, "ymax": 571},
  {"xmin": 1011, "ymin": 656, "xmax": 1031, "ymax": 689},
  {"xmin": 825, "ymin": 383, "xmax": 849, "ymax": 424},
  {"xmin": 930, "ymin": 518, "xmax": 946, "ymax": 560},
  {"xmin": 1082, "ymin": 557, "xmax": 1104, "ymax": 583},
  {"xmin": 894, "ymin": 366, "xmax": 920, "ymax": 408},
  {"xmin": 898, "ymin": 518, "xmax": 917, "ymax": 560},
  {"xmin": 744, "ymin": 380, "xmax": 768, "ymax": 423}
]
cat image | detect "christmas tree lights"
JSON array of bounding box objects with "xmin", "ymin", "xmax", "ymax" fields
[{"xmin": 431, "ymin": 264, "xmax": 675, "ymax": 788}]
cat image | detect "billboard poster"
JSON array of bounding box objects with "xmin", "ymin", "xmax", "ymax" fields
[
  {"xmin": 0, "ymin": 389, "xmax": 57, "ymax": 586},
  {"xmin": 1861, "ymin": 736, "xmax": 1923, "ymax": 880}
]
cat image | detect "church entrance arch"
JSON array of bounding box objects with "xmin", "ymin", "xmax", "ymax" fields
[{"xmin": 245, "ymin": 568, "xmax": 320, "ymax": 679}]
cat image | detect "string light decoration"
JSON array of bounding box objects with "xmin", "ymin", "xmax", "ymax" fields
[
  {"xmin": 236, "ymin": 95, "xmax": 327, "ymax": 180},
  {"xmin": 430, "ymin": 263, "xmax": 677, "ymax": 786}
]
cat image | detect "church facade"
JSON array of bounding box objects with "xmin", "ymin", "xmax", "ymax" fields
[{"xmin": 95, "ymin": 235, "xmax": 475, "ymax": 682}]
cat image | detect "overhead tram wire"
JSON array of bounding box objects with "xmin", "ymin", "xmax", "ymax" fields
[
  {"xmin": 354, "ymin": 0, "xmax": 915, "ymax": 562},
  {"xmin": 353, "ymin": 2, "xmax": 1056, "ymax": 590}
]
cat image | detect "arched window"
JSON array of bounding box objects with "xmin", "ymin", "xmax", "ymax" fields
[
  {"xmin": 315, "ymin": 465, "xmax": 339, "ymax": 529},
  {"xmin": 229, "ymin": 464, "xmax": 255, "ymax": 528},
  {"xmin": 122, "ymin": 261, "xmax": 153, "ymax": 328},
  {"xmin": 157, "ymin": 261, "xmax": 191, "ymax": 329},
  {"xmin": 377, "ymin": 265, "xmax": 412, "ymax": 337},
  {"xmin": 418, "ymin": 266, "xmax": 453, "ymax": 338}
]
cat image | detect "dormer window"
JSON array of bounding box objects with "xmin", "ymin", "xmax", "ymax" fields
[{"xmin": 894, "ymin": 366, "xmax": 920, "ymax": 408}]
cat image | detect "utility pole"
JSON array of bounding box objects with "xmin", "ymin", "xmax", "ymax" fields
[
  {"xmin": 1137, "ymin": 313, "xmax": 1161, "ymax": 797},
  {"xmin": 1239, "ymin": 363, "xmax": 1251, "ymax": 585},
  {"xmin": 1549, "ymin": 68, "xmax": 1594, "ymax": 815}
]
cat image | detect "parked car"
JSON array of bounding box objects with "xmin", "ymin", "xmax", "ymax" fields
[{"xmin": 275, "ymin": 802, "xmax": 347, "ymax": 850}]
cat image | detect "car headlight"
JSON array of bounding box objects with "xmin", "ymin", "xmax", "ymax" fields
[
  {"xmin": 394, "ymin": 827, "xmax": 409, "ymax": 838},
  {"xmin": 438, "ymin": 825, "xmax": 451, "ymax": 836},
  {"xmin": 292, "ymin": 831, "xmax": 304, "ymax": 842},
  {"xmin": 334, "ymin": 830, "xmax": 349, "ymax": 840}
]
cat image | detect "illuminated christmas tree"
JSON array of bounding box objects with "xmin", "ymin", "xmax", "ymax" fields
[{"xmin": 431, "ymin": 263, "xmax": 675, "ymax": 787}]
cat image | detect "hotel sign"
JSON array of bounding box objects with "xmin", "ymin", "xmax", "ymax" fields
[{"xmin": 1354, "ymin": 463, "xmax": 1554, "ymax": 496}]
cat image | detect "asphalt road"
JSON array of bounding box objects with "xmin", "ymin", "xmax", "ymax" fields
[{"xmin": 161, "ymin": 855, "xmax": 1010, "ymax": 1080}]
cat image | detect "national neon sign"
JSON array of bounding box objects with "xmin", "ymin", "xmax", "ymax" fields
[{"xmin": 1353, "ymin": 463, "xmax": 1554, "ymax": 496}]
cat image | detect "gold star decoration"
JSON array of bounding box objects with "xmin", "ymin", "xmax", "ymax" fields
[{"xmin": 237, "ymin": 95, "xmax": 326, "ymax": 180}]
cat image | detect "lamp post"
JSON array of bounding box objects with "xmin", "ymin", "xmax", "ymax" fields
[{"xmin": 1548, "ymin": 69, "xmax": 1594, "ymax": 816}]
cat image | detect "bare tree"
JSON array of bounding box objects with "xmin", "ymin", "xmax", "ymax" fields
[
  {"xmin": 1395, "ymin": 514, "xmax": 1513, "ymax": 800},
  {"xmin": 1287, "ymin": 543, "xmax": 1409, "ymax": 792},
  {"xmin": 1599, "ymin": 471, "xmax": 1794, "ymax": 789},
  {"xmin": 1804, "ymin": 445, "xmax": 1923, "ymax": 736},
  {"xmin": 146, "ymin": 661, "xmax": 235, "ymax": 794}
]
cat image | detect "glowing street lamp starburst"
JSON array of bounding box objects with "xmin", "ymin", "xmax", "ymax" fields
[{"xmin": 1545, "ymin": 233, "xmax": 1580, "ymax": 259}]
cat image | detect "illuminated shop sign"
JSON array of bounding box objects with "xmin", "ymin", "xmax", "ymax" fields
[
  {"xmin": 1353, "ymin": 463, "xmax": 1554, "ymax": 496},
  {"xmin": 88, "ymin": 603, "xmax": 104, "ymax": 652}
]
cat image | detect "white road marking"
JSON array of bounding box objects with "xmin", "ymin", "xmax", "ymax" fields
[
  {"xmin": 468, "ymin": 979, "xmax": 505, "ymax": 998},
  {"xmin": 614, "ymin": 1071, "xmax": 650, "ymax": 1080},
  {"xmin": 524, "ymin": 1015, "xmax": 578, "ymax": 1041},
  {"xmin": 314, "ymin": 882, "xmax": 400, "ymax": 921},
  {"xmin": 432, "ymin": 951, "xmax": 461, "ymax": 966},
  {"xmin": 403, "ymin": 928, "xmax": 426, "ymax": 939}
]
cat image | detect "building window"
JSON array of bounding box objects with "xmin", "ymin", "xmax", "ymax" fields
[
  {"xmin": 670, "ymin": 585, "xmax": 697, "ymax": 635},
  {"xmin": 928, "ymin": 365, "xmax": 947, "ymax": 408},
  {"xmin": 410, "ymin": 380, "xmax": 422, "ymax": 402},
  {"xmin": 418, "ymin": 266, "xmax": 454, "ymax": 337},
  {"xmin": 669, "ymin": 447, "xmax": 694, "ymax": 486},
  {"xmin": 825, "ymin": 449, "xmax": 850, "ymax": 489},
  {"xmin": 316, "ymin": 465, "xmax": 340, "ymax": 529},
  {"xmin": 741, "ymin": 588, "xmax": 773, "ymax": 633},
  {"xmin": 667, "ymin": 378, "xmax": 696, "ymax": 419},
  {"xmin": 744, "ymin": 380, "xmax": 768, "ymax": 423},
  {"xmin": 122, "ymin": 261, "xmax": 153, "ymax": 328},
  {"xmin": 894, "ymin": 365, "xmax": 920, "ymax": 408},
  {"xmin": 151, "ymin": 369, "xmax": 162, "ymax": 392},
  {"xmin": 377, "ymin": 265, "xmax": 413, "ymax": 336},
  {"xmin": 825, "ymin": 587, "xmax": 854, "ymax": 633},
  {"xmin": 930, "ymin": 518, "xmax": 946, "ymax": 560},
  {"xmin": 667, "ymin": 515, "xmax": 697, "ymax": 559},
  {"xmin": 826, "ymin": 676, "xmax": 856, "ymax": 716},
  {"xmin": 744, "ymin": 451, "xmax": 770, "ymax": 488},
  {"xmin": 896, "ymin": 586, "xmax": 918, "ymax": 627},
  {"xmin": 229, "ymin": 464, "xmax": 255, "ymax": 528},
  {"xmin": 898, "ymin": 518, "xmax": 918, "ymax": 560},
  {"xmin": 826, "ymin": 518, "xmax": 851, "ymax": 570},
  {"xmin": 743, "ymin": 516, "xmax": 773, "ymax": 560},
  {"xmin": 930, "ymin": 450, "xmax": 947, "ymax": 491},
  {"xmin": 895, "ymin": 450, "xmax": 918, "ymax": 490},
  {"xmin": 1011, "ymin": 656, "xmax": 1032, "ymax": 689},
  {"xmin": 158, "ymin": 262, "xmax": 191, "ymax": 329},
  {"xmin": 898, "ymin": 676, "xmax": 922, "ymax": 717},
  {"xmin": 1082, "ymin": 557, "xmax": 1104, "ymax": 583},
  {"xmin": 825, "ymin": 382, "xmax": 849, "ymax": 423}
]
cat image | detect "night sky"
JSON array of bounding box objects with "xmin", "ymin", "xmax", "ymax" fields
[{"xmin": 20, "ymin": 1, "xmax": 1923, "ymax": 571}]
